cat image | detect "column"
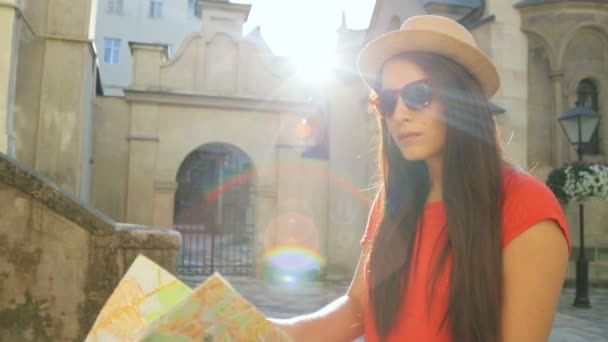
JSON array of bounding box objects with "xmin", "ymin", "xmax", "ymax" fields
[
  {"xmin": 253, "ymin": 186, "xmax": 277, "ymax": 278},
  {"xmin": 30, "ymin": 0, "xmax": 96, "ymax": 197},
  {"xmin": 153, "ymin": 181, "xmax": 178, "ymax": 228},
  {"xmin": 126, "ymin": 103, "xmax": 159, "ymax": 225},
  {"xmin": 550, "ymin": 69, "xmax": 566, "ymax": 166}
]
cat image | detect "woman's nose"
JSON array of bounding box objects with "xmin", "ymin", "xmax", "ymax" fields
[{"xmin": 390, "ymin": 97, "xmax": 413, "ymax": 122}]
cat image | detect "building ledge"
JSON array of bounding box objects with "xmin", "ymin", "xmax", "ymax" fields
[
  {"xmin": 124, "ymin": 89, "xmax": 315, "ymax": 114},
  {"xmin": 514, "ymin": 0, "xmax": 608, "ymax": 9},
  {"xmin": 465, "ymin": 14, "xmax": 496, "ymax": 30}
]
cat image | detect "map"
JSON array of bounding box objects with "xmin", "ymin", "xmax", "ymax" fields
[
  {"xmin": 85, "ymin": 255, "xmax": 291, "ymax": 341},
  {"xmin": 137, "ymin": 274, "xmax": 291, "ymax": 341},
  {"xmin": 85, "ymin": 255, "xmax": 193, "ymax": 342}
]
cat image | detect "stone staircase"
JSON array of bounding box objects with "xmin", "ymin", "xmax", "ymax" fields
[{"xmin": 0, "ymin": 153, "xmax": 181, "ymax": 341}]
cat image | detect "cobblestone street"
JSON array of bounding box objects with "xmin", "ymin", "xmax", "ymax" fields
[{"xmin": 182, "ymin": 275, "xmax": 608, "ymax": 341}]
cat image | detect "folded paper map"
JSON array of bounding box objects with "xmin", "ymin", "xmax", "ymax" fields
[
  {"xmin": 85, "ymin": 255, "xmax": 291, "ymax": 341},
  {"xmin": 85, "ymin": 255, "xmax": 192, "ymax": 341}
]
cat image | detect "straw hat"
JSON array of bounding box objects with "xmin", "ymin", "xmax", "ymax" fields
[{"xmin": 358, "ymin": 15, "xmax": 500, "ymax": 97}]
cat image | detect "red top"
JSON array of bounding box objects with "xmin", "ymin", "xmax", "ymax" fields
[{"xmin": 360, "ymin": 166, "xmax": 572, "ymax": 342}]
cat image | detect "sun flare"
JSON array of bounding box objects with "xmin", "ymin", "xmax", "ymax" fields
[{"xmin": 292, "ymin": 50, "xmax": 335, "ymax": 83}]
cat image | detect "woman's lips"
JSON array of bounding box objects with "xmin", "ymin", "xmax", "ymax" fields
[{"xmin": 398, "ymin": 132, "xmax": 423, "ymax": 143}]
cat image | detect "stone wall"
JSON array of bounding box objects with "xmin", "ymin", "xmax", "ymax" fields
[
  {"xmin": 7, "ymin": 0, "xmax": 98, "ymax": 200},
  {"xmin": 0, "ymin": 154, "xmax": 181, "ymax": 341}
]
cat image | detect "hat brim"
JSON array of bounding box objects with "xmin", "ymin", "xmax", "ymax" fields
[{"xmin": 358, "ymin": 29, "xmax": 500, "ymax": 97}]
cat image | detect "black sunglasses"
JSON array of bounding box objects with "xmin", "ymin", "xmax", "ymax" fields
[{"xmin": 369, "ymin": 79, "xmax": 433, "ymax": 119}]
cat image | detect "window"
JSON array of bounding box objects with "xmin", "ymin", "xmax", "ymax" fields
[
  {"xmin": 188, "ymin": 0, "xmax": 200, "ymax": 18},
  {"xmin": 103, "ymin": 38, "xmax": 121, "ymax": 64},
  {"xmin": 577, "ymin": 79, "xmax": 601, "ymax": 154},
  {"xmin": 150, "ymin": 0, "xmax": 163, "ymax": 18},
  {"xmin": 107, "ymin": 0, "xmax": 123, "ymax": 14}
]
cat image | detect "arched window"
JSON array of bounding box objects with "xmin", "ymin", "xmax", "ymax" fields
[{"xmin": 577, "ymin": 79, "xmax": 601, "ymax": 154}]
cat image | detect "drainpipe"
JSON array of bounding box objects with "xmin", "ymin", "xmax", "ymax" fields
[
  {"xmin": 2, "ymin": 0, "xmax": 21, "ymax": 158},
  {"xmin": 6, "ymin": 20, "xmax": 18, "ymax": 158}
]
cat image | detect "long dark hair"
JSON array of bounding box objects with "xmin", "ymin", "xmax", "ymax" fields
[{"xmin": 368, "ymin": 52, "xmax": 505, "ymax": 341}]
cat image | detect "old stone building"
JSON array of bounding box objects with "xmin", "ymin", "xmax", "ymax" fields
[
  {"xmin": 90, "ymin": 0, "xmax": 368, "ymax": 280},
  {"xmin": 6, "ymin": 1, "xmax": 608, "ymax": 339},
  {"xmin": 1, "ymin": 0, "xmax": 608, "ymax": 293},
  {"xmin": 89, "ymin": 0, "xmax": 608, "ymax": 283}
]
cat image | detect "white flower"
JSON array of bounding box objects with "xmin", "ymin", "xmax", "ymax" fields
[{"xmin": 561, "ymin": 163, "xmax": 608, "ymax": 203}]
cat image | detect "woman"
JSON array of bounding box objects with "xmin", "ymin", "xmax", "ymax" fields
[{"xmin": 271, "ymin": 15, "xmax": 571, "ymax": 342}]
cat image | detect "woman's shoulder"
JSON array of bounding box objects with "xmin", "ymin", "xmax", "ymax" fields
[
  {"xmin": 499, "ymin": 164, "xmax": 571, "ymax": 251},
  {"xmin": 501, "ymin": 165, "xmax": 554, "ymax": 200}
]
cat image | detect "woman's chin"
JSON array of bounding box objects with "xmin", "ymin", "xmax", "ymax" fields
[{"xmin": 400, "ymin": 148, "xmax": 432, "ymax": 161}]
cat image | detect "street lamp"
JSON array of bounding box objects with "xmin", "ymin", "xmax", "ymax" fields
[{"xmin": 558, "ymin": 101, "xmax": 601, "ymax": 308}]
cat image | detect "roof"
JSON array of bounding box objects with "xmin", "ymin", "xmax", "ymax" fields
[
  {"xmin": 420, "ymin": 0, "xmax": 482, "ymax": 9},
  {"xmin": 489, "ymin": 101, "xmax": 506, "ymax": 114},
  {"xmin": 514, "ymin": 0, "xmax": 608, "ymax": 8}
]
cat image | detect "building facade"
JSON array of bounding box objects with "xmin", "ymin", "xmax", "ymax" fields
[
  {"xmin": 91, "ymin": 0, "xmax": 363, "ymax": 278},
  {"xmin": 1, "ymin": 0, "xmax": 607, "ymax": 282},
  {"xmin": 95, "ymin": 0, "xmax": 202, "ymax": 96}
]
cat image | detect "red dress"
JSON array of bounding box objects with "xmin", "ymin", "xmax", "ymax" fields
[{"xmin": 360, "ymin": 167, "xmax": 572, "ymax": 341}]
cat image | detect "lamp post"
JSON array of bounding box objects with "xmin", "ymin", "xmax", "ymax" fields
[{"xmin": 558, "ymin": 102, "xmax": 601, "ymax": 308}]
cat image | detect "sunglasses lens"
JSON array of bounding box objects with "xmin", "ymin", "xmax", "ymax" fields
[
  {"xmin": 402, "ymin": 82, "xmax": 432, "ymax": 110},
  {"xmin": 371, "ymin": 81, "xmax": 432, "ymax": 119},
  {"xmin": 377, "ymin": 91, "xmax": 398, "ymax": 118}
]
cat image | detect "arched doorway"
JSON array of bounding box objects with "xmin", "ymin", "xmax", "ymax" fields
[{"xmin": 174, "ymin": 143, "xmax": 256, "ymax": 276}]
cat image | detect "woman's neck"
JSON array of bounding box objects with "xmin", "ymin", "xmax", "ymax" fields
[{"xmin": 425, "ymin": 155, "xmax": 443, "ymax": 203}]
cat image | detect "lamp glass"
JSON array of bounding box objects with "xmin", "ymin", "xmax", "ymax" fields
[{"xmin": 559, "ymin": 115, "xmax": 600, "ymax": 144}]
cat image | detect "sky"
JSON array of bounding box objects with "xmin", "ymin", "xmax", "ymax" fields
[{"xmin": 233, "ymin": 0, "xmax": 376, "ymax": 57}]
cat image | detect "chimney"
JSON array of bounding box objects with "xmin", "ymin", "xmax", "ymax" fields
[{"xmin": 199, "ymin": 0, "xmax": 252, "ymax": 37}]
